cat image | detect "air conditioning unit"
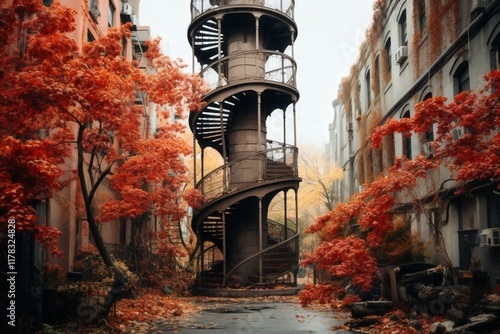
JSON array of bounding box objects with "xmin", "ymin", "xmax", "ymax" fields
[
  {"xmin": 479, "ymin": 228, "xmax": 500, "ymax": 247},
  {"xmin": 471, "ymin": 0, "xmax": 489, "ymax": 18},
  {"xmin": 120, "ymin": 3, "xmax": 133, "ymax": 23},
  {"xmin": 452, "ymin": 126, "xmax": 471, "ymax": 141},
  {"xmin": 422, "ymin": 142, "xmax": 434, "ymax": 158},
  {"xmin": 122, "ymin": 3, "xmax": 133, "ymax": 15},
  {"xmin": 395, "ymin": 46, "xmax": 408, "ymax": 65}
]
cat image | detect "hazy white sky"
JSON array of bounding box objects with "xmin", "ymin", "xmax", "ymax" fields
[{"xmin": 139, "ymin": 0, "xmax": 375, "ymax": 149}]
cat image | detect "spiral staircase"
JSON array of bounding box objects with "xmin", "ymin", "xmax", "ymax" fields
[{"xmin": 188, "ymin": 0, "xmax": 300, "ymax": 289}]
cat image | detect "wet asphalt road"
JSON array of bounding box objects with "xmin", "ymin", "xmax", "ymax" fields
[{"xmin": 146, "ymin": 298, "xmax": 358, "ymax": 334}]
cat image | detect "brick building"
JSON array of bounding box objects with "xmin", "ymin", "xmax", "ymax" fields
[{"xmin": 327, "ymin": 0, "xmax": 500, "ymax": 290}]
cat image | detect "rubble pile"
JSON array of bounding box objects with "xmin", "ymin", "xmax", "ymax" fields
[{"xmin": 348, "ymin": 263, "xmax": 500, "ymax": 333}]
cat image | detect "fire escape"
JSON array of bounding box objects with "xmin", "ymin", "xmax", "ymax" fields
[{"xmin": 188, "ymin": 0, "xmax": 300, "ymax": 288}]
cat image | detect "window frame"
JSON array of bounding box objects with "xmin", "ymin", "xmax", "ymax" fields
[
  {"xmin": 453, "ymin": 62, "xmax": 470, "ymax": 94},
  {"xmin": 399, "ymin": 10, "xmax": 408, "ymax": 47},
  {"xmin": 108, "ymin": 1, "xmax": 116, "ymax": 27},
  {"xmin": 418, "ymin": 0, "xmax": 427, "ymax": 35},
  {"xmin": 402, "ymin": 110, "xmax": 412, "ymax": 159},
  {"xmin": 385, "ymin": 38, "xmax": 392, "ymax": 73}
]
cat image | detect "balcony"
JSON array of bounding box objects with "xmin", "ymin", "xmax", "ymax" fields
[
  {"xmin": 197, "ymin": 141, "xmax": 298, "ymax": 203},
  {"xmin": 190, "ymin": 0, "xmax": 295, "ymax": 20},
  {"xmin": 200, "ymin": 50, "xmax": 297, "ymax": 92}
]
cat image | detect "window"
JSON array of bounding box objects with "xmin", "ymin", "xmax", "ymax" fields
[
  {"xmin": 385, "ymin": 38, "xmax": 392, "ymax": 72},
  {"xmin": 365, "ymin": 70, "xmax": 371, "ymax": 109},
  {"xmin": 496, "ymin": 38, "xmax": 500, "ymax": 69},
  {"xmin": 418, "ymin": 0, "xmax": 427, "ymax": 34},
  {"xmin": 108, "ymin": 1, "xmax": 116, "ymax": 27},
  {"xmin": 399, "ymin": 10, "xmax": 408, "ymax": 46},
  {"xmin": 357, "ymin": 82, "xmax": 361, "ymax": 113},
  {"xmin": 487, "ymin": 194, "xmax": 500, "ymax": 228},
  {"xmin": 87, "ymin": 30, "xmax": 95, "ymax": 43},
  {"xmin": 43, "ymin": 0, "xmax": 53, "ymax": 6},
  {"xmin": 454, "ymin": 63, "xmax": 470, "ymax": 94},
  {"xmin": 374, "ymin": 55, "xmax": 380, "ymax": 95},
  {"xmin": 89, "ymin": 0, "xmax": 100, "ymax": 20},
  {"xmin": 497, "ymin": 46, "xmax": 500, "ymax": 70},
  {"xmin": 422, "ymin": 93, "xmax": 434, "ymax": 157},
  {"xmin": 402, "ymin": 110, "xmax": 412, "ymax": 159}
]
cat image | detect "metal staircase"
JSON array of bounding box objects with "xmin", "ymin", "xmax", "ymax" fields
[{"xmin": 188, "ymin": 0, "xmax": 300, "ymax": 289}]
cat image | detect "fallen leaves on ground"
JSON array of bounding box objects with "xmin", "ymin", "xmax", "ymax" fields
[
  {"xmin": 335, "ymin": 310, "xmax": 433, "ymax": 333},
  {"xmin": 108, "ymin": 288, "xmax": 201, "ymax": 332}
]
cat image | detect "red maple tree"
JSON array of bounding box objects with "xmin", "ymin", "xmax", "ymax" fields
[
  {"xmin": 300, "ymin": 70, "xmax": 500, "ymax": 307},
  {"xmin": 0, "ymin": 0, "xmax": 206, "ymax": 315}
]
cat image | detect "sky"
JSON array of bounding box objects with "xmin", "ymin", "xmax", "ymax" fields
[{"xmin": 139, "ymin": 0, "xmax": 375, "ymax": 149}]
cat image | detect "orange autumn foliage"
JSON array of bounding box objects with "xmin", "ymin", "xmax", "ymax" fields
[
  {"xmin": 301, "ymin": 70, "xmax": 500, "ymax": 308},
  {"xmin": 0, "ymin": 0, "xmax": 208, "ymax": 266},
  {"xmin": 108, "ymin": 290, "xmax": 195, "ymax": 331},
  {"xmin": 372, "ymin": 70, "xmax": 500, "ymax": 188}
]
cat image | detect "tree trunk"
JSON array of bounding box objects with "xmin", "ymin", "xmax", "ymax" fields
[{"xmin": 77, "ymin": 126, "xmax": 128, "ymax": 317}]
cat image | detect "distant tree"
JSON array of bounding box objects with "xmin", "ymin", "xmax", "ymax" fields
[
  {"xmin": 299, "ymin": 148, "xmax": 344, "ymax": 213},
  {"xmin": 0, "ymin": 0, "xmax": 206, "ymax": 315},
  {"xmin": 300, "ymin": 70, "xmax": 500, "ymax": 307},
  {"xmin": 295, "ymin": 147, "xmax": 343, "ymax": 255}
]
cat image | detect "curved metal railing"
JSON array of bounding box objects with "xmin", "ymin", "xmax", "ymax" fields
[
  {"xmin": 196, "ymin": 142, "xmax": 298, "ymax": 202},
  {"xmin": 224, "ymin": 229, "xmax": 299, "ymax": 285},
  {"xmin": 197, "ymin": 244, "xmax": 224, "ymax": 279},
  {"xmin": 191, "ymin": 0, "xmax": 295, "ymax": 20},
  {"xmin": 268, "ymin": 218, "xmax": 296, "ymax": 243},
  {"xmin": 200, "ymin": 50, "xmax": 297, "ymax": 91}
]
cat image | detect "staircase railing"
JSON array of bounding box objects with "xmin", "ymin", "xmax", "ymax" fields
[
  {"xmin": 224, "ymin": 231, "xmax": 299, "ymax": 285},
  {"xmin": 268, "ymin": 218, "xmax": 296, "ymax": 243},
  {"xmin": 197, "ymin": 142, "xmax": 298, "ymax": 202},
  {"xmin": 191, "ymin": 0, "xmax": 295, "ymax": 20},
  {"xmin": 197, "ymin": 243, "xmax": 223, "ymax": 277},
  {"xmin": 200, "ymin": 50, "xmax": 297, "ymax": 91}
]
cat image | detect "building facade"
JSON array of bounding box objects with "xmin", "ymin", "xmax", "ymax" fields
[
  {"xmin": 40, "ymin": 0, "xmax": 159, "ymax": 273},
  {"xmin": 327, "ymin": 0, "xmax": 500, "ymax": 290}
]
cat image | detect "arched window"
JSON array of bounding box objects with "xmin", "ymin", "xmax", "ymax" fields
[
  {"xmin": 418, "ymin": 0, "xmax": 427, "ymax": 34},
  {"xmin": 454, "ymin": 62, "xmax": 470, "ymax": 94},
  {"xmin": 365, "ymin": 70, "xmax": 371, "ymax": 109},
  {"xmin": 497, "ymin": 45, "xmax": 500, "ymax": 70},
  {"xmin": 374, "ymin": 55, "xmax": 381, "ymax": 96},
  {"xmin": 402, "ymin": 110, "xmax": 412, "ymax": 159},
  {"xmin": 487, "ymin": 26, "xmax": 500, "ymax": 70},
  {"xmin": 399, "ymin": 10, "xmax": 408, "ymax": 47},
  {"xmin": 385, "ymin": 38, "xmax": 392, "ymax": 72},
  {"xmin": 108, "ymin": 1, "xmax": 116, "ymax": 27},
  {"xmin": 422, "ymin": 92, "xmax": 434, "ymax": 157}
]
